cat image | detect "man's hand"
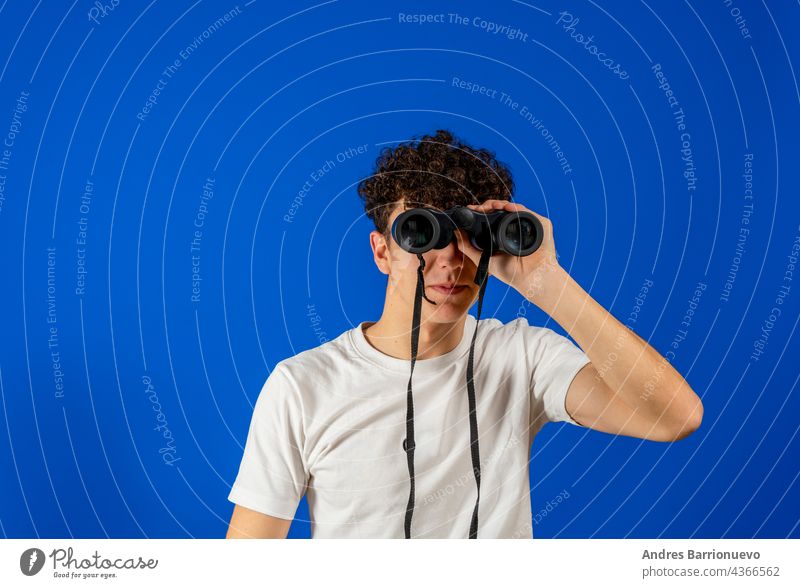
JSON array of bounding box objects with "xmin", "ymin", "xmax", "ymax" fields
[{"xmin": 454, "ymin": 199, "xmax": 566, "ymax": 307}]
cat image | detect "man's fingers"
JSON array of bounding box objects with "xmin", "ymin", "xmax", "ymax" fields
[{"xmin": 467, "ymin": 200, "xmax": 527, "ymax": 213}]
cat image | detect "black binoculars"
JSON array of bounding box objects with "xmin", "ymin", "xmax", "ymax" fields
[{"xmin": 391, "ymin": 205, "xmax": 543, "ymax": 257}]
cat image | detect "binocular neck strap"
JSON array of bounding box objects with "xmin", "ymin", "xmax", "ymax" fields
[
  {"xmin": 403, "ymin": 254, "xmax": 433, "ymax": 539},
  {"xmin": 466, "ymin": 246, "xmax": 491, "ymax": 538},
  {"xmin": 403, "ymin": 248, "xmax": 492, "ymax": 539}
]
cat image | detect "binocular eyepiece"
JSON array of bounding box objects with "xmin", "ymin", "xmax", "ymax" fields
[{"xmin": 391, "ymin": 205, "xmax": 544, "ymax": 257}]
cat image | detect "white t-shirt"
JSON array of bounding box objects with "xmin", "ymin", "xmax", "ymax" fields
[{"xmin": 228, "ymin": 314, "xmax": 590, "ymax": 538}]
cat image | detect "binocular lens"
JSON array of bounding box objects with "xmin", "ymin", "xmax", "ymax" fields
[
  {"xmin": 504, "ymin": 218, "xmax": 537, "ymax": 253},
  {"xmin": 398, "ymin": 215, "xmax": 435, "ymax": 251}
]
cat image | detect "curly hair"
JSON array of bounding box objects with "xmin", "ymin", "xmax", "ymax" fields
[{"xmin": 357, "ymin": 129, "xmax": 515, "ymax": 236}]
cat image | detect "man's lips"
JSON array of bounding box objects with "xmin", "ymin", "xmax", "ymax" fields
[{"xmin": 428, "ymin": 284, "xmax": 468, "ymax": 295}]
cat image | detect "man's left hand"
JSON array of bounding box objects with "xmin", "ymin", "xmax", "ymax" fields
[{"xmin": 454, "ymin": 199, "xmax": 566, "ymax": 307}]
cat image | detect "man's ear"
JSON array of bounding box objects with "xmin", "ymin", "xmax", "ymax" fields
[{"xmin": 370, "ymin": 230, "xmax": 391, "ymax": 275}]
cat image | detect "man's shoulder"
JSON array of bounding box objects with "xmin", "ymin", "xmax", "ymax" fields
[
  {"xmin": 478, "ymin": 315, "xmax": 552, "ymax": 340},
  {"xmin": 478, "ymin": 316, "xmax": 570, "ymax": 360},
  {"xmin": 494, "ymin": 316, "xmax": 556, "ymax": 337},
  {"xmin": 274, "ymin": 326, "xmax": 359, "ymax": 380}
]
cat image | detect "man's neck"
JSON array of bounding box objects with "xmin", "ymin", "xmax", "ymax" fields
[{"xmin": 362, "ymin": 308, "xmax": 467, "ymax": 361}]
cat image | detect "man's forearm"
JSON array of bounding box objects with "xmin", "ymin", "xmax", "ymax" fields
[{"xmin": 525, "ymin": 264, "xmax": 703, "ymax": 437}]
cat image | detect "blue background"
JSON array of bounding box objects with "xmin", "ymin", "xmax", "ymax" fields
[{"xmin": 0, "ymin": 0, "xmax": 798, "ymax": 539}]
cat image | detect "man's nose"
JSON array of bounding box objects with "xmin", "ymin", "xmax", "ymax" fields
[{"xmin": 431, "ymin": 236, "xmax": 464, "ymax": 266}]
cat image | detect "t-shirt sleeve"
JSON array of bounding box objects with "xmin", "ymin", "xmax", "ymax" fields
[
  {"xmin": 227, "ymin": 363, "xmax": 308, "ymax": 519},
  {"xmin": 522, "ymin": 320, "xmax": 591, "ymax": 426}
]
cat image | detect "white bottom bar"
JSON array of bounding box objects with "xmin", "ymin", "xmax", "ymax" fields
[{"xmin": 1, "ymin": 539, "xmax": 797, "ymax": 587}]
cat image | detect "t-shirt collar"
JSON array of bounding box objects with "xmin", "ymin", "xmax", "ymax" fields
[{"xmin": 349, "ymin": 314, "xmax": 477, "ymax": 375}]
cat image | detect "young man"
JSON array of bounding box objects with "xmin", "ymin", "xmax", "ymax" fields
[{"xmin": 226, "ymin": 129, "xmax": 703, "ymax": 539}]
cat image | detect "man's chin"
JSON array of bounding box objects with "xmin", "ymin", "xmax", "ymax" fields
[
  {"xmin": 423, "ymin": 301, "xmax": 473, "ymax": 323},
  {"xmin": 397, "ymin": 284, "xmax": 477, "ymax": 319}
]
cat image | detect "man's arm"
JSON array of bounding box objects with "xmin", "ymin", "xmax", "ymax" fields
[
  {"xmin": 226, "ymin": 362, "xmax": 307, "ymax": 537},
  {"xmin": 456, "ymin": 199, "xmax": 703, "ymax": 442},
  {"xmin": 536, "ymin": 265, "xmax": 703, "ymax": 441},
  {"xmin": 226, "ymin": 504, "xmax": 292, "ymax": 539}
]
